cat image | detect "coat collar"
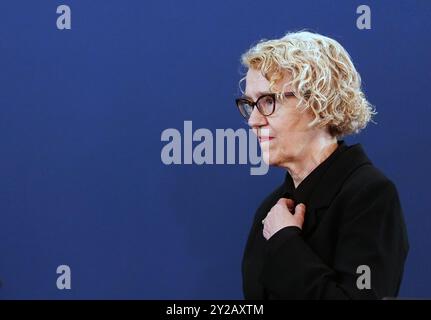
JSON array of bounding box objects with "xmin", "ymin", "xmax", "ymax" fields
[
  {"xmin": 281, "ymin": 141, "xmax": 372, "ymax": 236},
  {"xmin": 283, "ymin": 141, "xmax": 372, "ymax": 209}
]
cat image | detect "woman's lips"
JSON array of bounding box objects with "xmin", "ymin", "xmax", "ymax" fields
[{"xmin": 259, "ymin": 136, "xmax": 275, "ymax": 143}]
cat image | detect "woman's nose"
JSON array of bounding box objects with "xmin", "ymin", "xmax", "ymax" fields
[{"xmin": 248, "ymin": 107, "xmax": 267, "ymax": 128}]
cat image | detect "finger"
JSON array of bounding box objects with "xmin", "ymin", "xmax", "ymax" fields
[
  {"xmin": 262, "ymin": 211, "xmax": 270, "ymax": 224},
  {"xmin": 277, "ymin": 198, "xmax": 294, "ymax": 208},
  {"xmin": 278, "ymin": 198, "xmax": 295, "ymax": 212},
  {"xmin": 286, "ymin": 198, "xmax": 295, "ymax": 210},
  {"xmin": 262, "ymin": 225, "xmax": 269, "ymax": 239},
  {"xmin": 294, "ymin": 203, "xmax": 306, "ymax": 226},
  {"xmin": 277, "ymin": 198, "xmax": 288, "ymax": 206}
]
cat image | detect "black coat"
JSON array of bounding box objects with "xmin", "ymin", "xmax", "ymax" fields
[{"xmin": 242, "ymin": 141, "xmax": 409, "ymax": 299}]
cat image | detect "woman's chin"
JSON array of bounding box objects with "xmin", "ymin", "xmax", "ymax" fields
[
  {"xmin": 262, "ymin": 153, "xmax": 270, "ymax": 165},
  {"xmin": 262, "ymin": 151, "xmax": 287, "ymax": 167},
  {"xmin": 262, "ymin": 152, "xmax": 277, "ymax": 166},
  {"xmin": 261, "ymin": 145, "xmax": 285, "ymax": 167}
]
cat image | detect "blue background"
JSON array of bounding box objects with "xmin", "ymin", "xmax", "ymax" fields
[{"xmin": 0, "ymin": 0, "xmax": 430, "ymax": 299}]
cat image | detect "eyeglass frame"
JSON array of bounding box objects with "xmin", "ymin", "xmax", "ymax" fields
[{"xmin": 235, "ymin": 92, "xmax": 296, "ymax": 119}]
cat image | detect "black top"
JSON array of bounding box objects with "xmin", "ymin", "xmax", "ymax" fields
[
  {"xmin": 284, "ymin": 140, "xmax": 349, "ymax": 204},
  {"xmin": 242, "ymin": 140, "xmax": 409, "ymax": 299}
]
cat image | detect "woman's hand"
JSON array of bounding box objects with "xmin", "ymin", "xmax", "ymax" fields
[{"xmin": 262, "ymin": 198, "xmax": 306, "ymax": 240}]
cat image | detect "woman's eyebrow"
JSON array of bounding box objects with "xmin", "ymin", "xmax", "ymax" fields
[
  {"xmin": 243, "ymin": 91, "xmax": 272, "ymax": 100},
  {"xmin": 256, "ymin": 91, "xmax": 272, "ymax": 96}
]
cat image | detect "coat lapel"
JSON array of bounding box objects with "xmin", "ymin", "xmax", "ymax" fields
[{"xmin": 301, "ymin": 144, "xmax": 372, "ymax": 237}]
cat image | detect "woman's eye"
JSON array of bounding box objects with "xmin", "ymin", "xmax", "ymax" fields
[{"xmin": 264, "ymin": 97, "xmax": 274, "ymax": 105}]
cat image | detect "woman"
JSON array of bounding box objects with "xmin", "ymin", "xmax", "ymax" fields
[{"xmin": 237, "ymin": 31, "xmax": 409, "ymax": 299}]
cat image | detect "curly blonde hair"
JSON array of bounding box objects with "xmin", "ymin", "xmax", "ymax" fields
[{"xmin": 241, "ymin": 31, "xmax": 376, "ymax": 137}]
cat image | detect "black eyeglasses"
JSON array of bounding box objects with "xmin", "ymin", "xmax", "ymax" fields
[{"xmin": 235, "ymin": 92, "xmax": 295, "ymax": 120}]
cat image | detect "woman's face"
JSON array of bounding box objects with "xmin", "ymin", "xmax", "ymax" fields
[{"xmin": 245, "ymin": 68, "xmax": 321, "ymax": 167}]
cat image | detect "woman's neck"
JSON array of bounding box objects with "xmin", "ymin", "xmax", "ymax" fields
[{"xmin": 285, "ymin": 138, "xmax": 339, "ymax": 188}]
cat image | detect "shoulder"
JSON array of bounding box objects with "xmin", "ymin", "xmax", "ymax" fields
[
  {"xmin": 341, "ymin": 163, "xmax": 398, "ymax": 200},
  {"xmin": 334, "ymin": 142, "xmax": 399, "ymax": 198},
  {"xmin": 334, "ymin": 163, "xmax": 405, "ymax": 230},
  {"xmin": 335, "ymin": 162, "xmax": 409, "ymax": 252}
]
